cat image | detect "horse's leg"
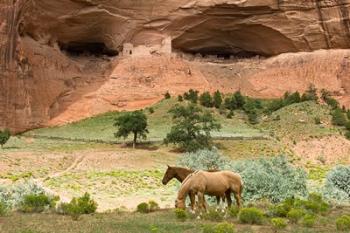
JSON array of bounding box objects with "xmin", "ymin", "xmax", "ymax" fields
[
  {"xmin": 198, "ymin": 192, "xmax": 206, "ymax": 213},
  {"xmin": 216, "ymin": 196, "xmax": 220, "ymax": 211},
  {"xmin": 225, "ymin": 190, "xmax": 232, "ymax": 208},
  {"xmin": 189, "ymin": 191, "xmax": 196, "ymax": 213},
  {"xmin": 234, "ymin": 192, "xmax": 241, "ymax": 208}
]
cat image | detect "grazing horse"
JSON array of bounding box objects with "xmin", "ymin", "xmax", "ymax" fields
[
  {"xmin": 175, "ymin": 170, "xmax": 243, "ymax": 211},
  {"xmin": 162, "ymin": 165, "xmax": 226, "ymax": 210}
]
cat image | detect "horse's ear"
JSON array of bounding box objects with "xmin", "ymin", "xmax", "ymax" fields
[{"xmin": 167, "ymin": 164, "xmax": 171, "ymax": 168}]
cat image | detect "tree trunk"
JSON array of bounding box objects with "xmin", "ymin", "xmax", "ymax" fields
[{"xmin": 133, "ymin": 132, "xmax": 137, "ymax": 149}]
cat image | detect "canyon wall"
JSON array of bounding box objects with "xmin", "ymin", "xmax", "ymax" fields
[{"xmin": 1, "ymin": 0, "xmax": 350, "ymax": 132}]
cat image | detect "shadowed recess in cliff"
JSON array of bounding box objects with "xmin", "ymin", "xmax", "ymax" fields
[
  {"xmin": 58, "ymin": 41, "xmax": 118, "ymax": 57},
  {"xmin": 172, "ymin": 23, "xmax": 298, "ymax": 57}
]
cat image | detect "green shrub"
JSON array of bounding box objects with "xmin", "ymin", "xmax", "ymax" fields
[
  {"xmin": 269, "ymin": 203, "xmax": 291, "ymax": 217},
  {"xmin": 323, "ymin": 165, "xmax": 350, "ymax": 201},
  {"xmin": 345, "ymin": 131, "xmax": 350, "ymax": 140},
  {"xmin": 226, "ymin": 111, "xmax": 234, "ymax": 119},
  {"xmin": 164, "ymin": 91, "xmax": 171, "ymax": 99},
  {"xmin": 345, "ymin": 121, "xmax": 350, "ymax": 130},
  {"xmin": 136, "ymin": 202, "xmax": 149, "ymax": 213},
  {"xmin": 247, "ymin": 111, "xmax": 258, "ymax": 125},
  {"xmin": 233, "ymin": 91, "xmax": 246, "ymax": 109},
  {"xmin": 174, "ymin": 208, "xmax": 187, "ymax": 221},
  {"xmin": 0, "ymin": 128, "xmax": 10, "ymax": 149},
  {"xmin": 325, "ymin": 97, "xmax": 339, "ymax": 109},
  {"xmin": 203, "ymin": 208, "xmax": 224, "ymax": 221},
  {"xmin": 213, "ymin": 91, "xmax": 223, "ymax": 109},
  {"xmin": 283, "ymin": 91, "xmax": 301, "ymax": 105},
  {"xmin": 148, "ymin": 200, "xmax": 160, "ymax": 212},
  {"xmin": 228, "ymin": 206, "xmax": 240, "ymax": 218},
  {"xmin": 301, "ymin": 85, "xmax": 318, "ymax": 102},
  {"xmin": 178, "ymin": 95, "xmax": 183, "ymax": 102},
  {"xmin": 203, "ymin": 222, "xmax": 235, "ymax": 233},
  {"xmin": 200, "ymin": 92, "xmax": 213, "ymax": 108},
  {"xmin": 302, "ymin": 214, "xmax": 316, "ymax": 227},
  {"xmin": 331, "ymin": 108, "xmax": 347, "ymax": 126},
  {"xmin": 238, "ymin": 207, "xmax": 264, "ymax": 225},
  {"xmin": 0, "ymin": 200, "xmax": 7, "ymax": 216},
  {"xmin": 271, "ymin": 218, "xmax": 288, "ymax": 230},
  {"xmin": 184, "ymin": 89, "xmax": 199, "ymax": 103},
  {"xmin": 148, "ymin": 107, "xmax": 155, "ymax": 114},
  {"xmin": 287, "ymin": 208, "xmax": 305, "ymax": 223},
  {"xmin": 314, "ymin": 117, "xmax": 321, "ymax": 125},
  {"xmin": 336, "ymin": 215, "xmax": 350, "ymax": 231},
  {"xmin": 224, "ymin": 96, "xmax": 237, "ymax": 110},
  {"xmin": 59, "ymin": 193, "xmax": 97, "ymax": 220},
  {"xmin": 293, "ymin": 193, "xmax": 329, "ymax": 214},
  {"xmin": 19, "ymin": 194, "xmax": 53, "ymax": 213}
]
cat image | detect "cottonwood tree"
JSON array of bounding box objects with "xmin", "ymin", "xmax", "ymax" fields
[
  {"xmin": 114, "ymin": 111, "xmax": 149, "ymax": 148},
  {"xmin": 164, "ymin": 104, "xmax": 221, "ymax": 152},
  {"xmin": 0, "ymin": 129, "xmax": 10, "ymax": 149}
]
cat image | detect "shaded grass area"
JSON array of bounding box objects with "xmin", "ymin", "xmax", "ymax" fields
[
  {"xmin": 1, "ymin": 206, "xmax": 349, "ymax": 233},
  {"xmin": 24, "ymin": 99, "xmax": 265, "ymax": 143}
]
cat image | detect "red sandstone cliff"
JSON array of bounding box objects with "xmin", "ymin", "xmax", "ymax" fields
[{"xmin": 2, "ymin": 0, "xmax": 350, "ymax": 132}]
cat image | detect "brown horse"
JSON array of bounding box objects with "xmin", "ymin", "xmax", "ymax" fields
[
  {"xmin": 175, "ymin": 170, "xmax": 243, "ymax": 211},
  {"xmin": 162, "ymin": 165, "xmax": 227, "ymax": 209}
]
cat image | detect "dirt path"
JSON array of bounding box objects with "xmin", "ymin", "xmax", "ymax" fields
[{"xmin": 33, "ymin": 154, "xmax": 87, "ymax": 203}]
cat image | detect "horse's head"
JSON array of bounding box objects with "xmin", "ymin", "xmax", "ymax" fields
[
  {"xmin": 175, "ymin": 198, "xmax": 186, "ymax": 209},
  {"xmin": 162, "ymin": 165, "xmax": 175, "ymax": 185}
]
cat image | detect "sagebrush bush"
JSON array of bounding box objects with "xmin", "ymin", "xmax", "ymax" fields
[
  {"xmin": 58, "ymin": 193, "xmax": 97, "ymax": 220},
  {"xmin": 323, "ymin": 165, "xmax": 350, "ymax": 201},
  {"xmin": 174, "ymin": 208, "xmax": 187, "ymax": 221},
  {"xmin": 336, "ymin": 215, "xmax": 350, "ymax": 231},
  {"xmin": 287, "ymin": 208, "xmax": 306, "ymax": 223},
  {"xmin": 203, "ymin": 222, "xmax": 235, "ymax": 233},
  {"xmin": 231, "ymin": 156, "xmax": 308, "ymax": 203},
  {"xmin": 271, "ymin": 218, "xmax": 288, "ymax": 230},
  {"xmin": 19, "ymin": 194, "xmax": 57, "ymax": 213},
  {"xmin": 203, "ymin": 208, "xmax": 224, "ymax": 221},
  {"xmin": 302, "ymin": 214, "xmax": 316, "ymax": 227},
  {"xmin": 136, "ymin": 202, "xmax": 149, "ymax": 213},
  {"xmin": 238, "ymin": 207, "xmax": 264, "ymax": 225},
  {"xmin": 0, "ymin": 180, "xmax": 50, "ymax": 211},
  {"xmin": 177, "ymin": 149, "xmax": 229, "ymax": 170},
  {"xmin": 178, "ymin": 152, "xmax": 308, "ymax": 203}
]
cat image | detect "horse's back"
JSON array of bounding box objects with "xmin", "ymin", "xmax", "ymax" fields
[{"xmin": 200, "ymin": 170, "xmax": 243, "ymax": 186}]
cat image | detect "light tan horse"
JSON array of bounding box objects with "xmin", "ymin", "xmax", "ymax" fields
[{"xmin": 175, "ymin": 170, "xmax": 243, "ymax": 211}]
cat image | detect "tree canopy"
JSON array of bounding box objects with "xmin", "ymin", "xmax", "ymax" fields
[
  {"xmin": 164, "ymin": 104, "xmax": 221, "ymax": 152},
  {"xmin": 114, "ymin": 111, "xmax": 149, "ymax": 148}
]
